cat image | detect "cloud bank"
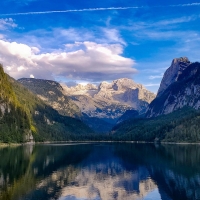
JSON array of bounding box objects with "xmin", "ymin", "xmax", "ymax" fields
[{"xmin": 0, "ymin": 40, "xmax": 136, "ymax": 81}]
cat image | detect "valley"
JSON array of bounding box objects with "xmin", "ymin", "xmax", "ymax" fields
[
  {"xmin": 1, "ymin": 57, "xmax": 200, "ymax": 143},
  {"xmin": 18, "ymin": 77, "xmax": 155, "ymax": 133}
]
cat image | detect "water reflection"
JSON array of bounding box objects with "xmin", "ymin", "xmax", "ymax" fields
[
  {"xmin": 0, "ymin": 143, "xmax": 200, "ymax": 200},
  {"xmin": 59, "ymin": 145, "xmax": 159, "ymax": 200}
]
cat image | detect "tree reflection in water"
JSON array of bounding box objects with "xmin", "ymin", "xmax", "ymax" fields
[{"xmin": 0, "ymin": 143, "xmax": 199, "ymax": 200}]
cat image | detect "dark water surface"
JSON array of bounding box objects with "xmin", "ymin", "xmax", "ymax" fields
[{"xmin": 0, "ymin": 143, "xmax": 200, "ymax": 200}]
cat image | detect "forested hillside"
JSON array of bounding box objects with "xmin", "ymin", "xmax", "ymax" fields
[
  {"xmin": 0, "ymin": 64, "xmax": 93, "ymax": 143},
  {"xmin": 112, "ymin": 107, "xmax": 200, "ymax": 142},
  {"xmin": 18, "ymin": 78, "xmax": 82, "ymax": 118},
  {"xmin": 0, "ymin": 64, "xmax": 30, "ymax": 142}
]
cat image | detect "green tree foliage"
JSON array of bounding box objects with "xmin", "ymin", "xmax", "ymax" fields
[
  {"xmin": 0, "ymin": 64, "xmax": 30, "ymax": 143},
  {"xmin": 0, "ymin": 64, "xmax": 94, "ymax": 143},
  {"xmin": 112, "ymin": 107, "xmax": 200, "ymax": 142}
]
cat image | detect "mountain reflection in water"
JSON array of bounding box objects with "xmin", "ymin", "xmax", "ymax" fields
[{"xmin": 0, "ymin": 143, "xmax": 200, "ymax": 200}]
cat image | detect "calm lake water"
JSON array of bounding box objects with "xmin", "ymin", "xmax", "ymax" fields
[{"xmin": 0, "ymin": 143, "xmax": 200, "ymax": 200}]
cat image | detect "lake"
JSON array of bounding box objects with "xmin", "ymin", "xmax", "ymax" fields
[{"xmin": 0, "ymin": 143, "xmax": 199, "ymax": 200}]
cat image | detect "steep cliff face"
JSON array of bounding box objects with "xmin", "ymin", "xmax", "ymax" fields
[
  {"xmin": 18, "ymin": 78, "xmax": 82, "ymax": 118},
  {"xmin": 157, "ymin": 57, "xmax": 191, "ymax": 97},
  {"xmin": 64, "ymin": 78, "xmax": 155, "ymax": 122},
  {"xmin": 146, "ymin": 59, "xmax": 200, "ymax": 118}
]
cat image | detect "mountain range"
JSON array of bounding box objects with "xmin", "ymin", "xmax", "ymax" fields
[
  {"xmin": 19, "ymin": 77, "xmax": 155, "ymax": 133},
  {"xmin": 62, "ymin": 78, "xmax": 155, "ymax": 119},
  {"xmin": 1, "ymin": 56, "xmax": 200, "ymax": 143},
  {"xmin": 113, "ymin": 57, "xmax": 200, "ymax": 142}
]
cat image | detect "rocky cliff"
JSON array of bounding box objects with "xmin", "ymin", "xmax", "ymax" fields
[
  {"xmin": 18, "ymin": 78, "xmax": 155, "ymax": 132},
  {"xmin": 146, "ymin": 58, "xmax": 200, "ymax": 118},
  {"xmin": 157, "ymin": 57, "xmax": 191, "ymax": 97},
  {"xmin": 63, "ymin": 78, "xmax": 155, "ymax": 122}
]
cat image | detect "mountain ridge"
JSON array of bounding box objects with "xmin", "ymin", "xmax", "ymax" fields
[
  {"xmin": 63, "ymin": 78, "xmax": 155, "ymax": 121},
  {"xmin": 112, "ymin": 57, "xmax": 200, "ymax": 142},
  {"xmin": 146, "ymin": 58, "xmax": 200, "ymax": 118},
  {"xmin": 18, "ymin": 78, "xmax": 82, "ymax": 119},
  {"xmin": 19, "ymin": 77, "xmax": 155, "ymax": 132},
  {"xmin": 0, "ymin": 65, "xmax": 94, "ymax": 143},
  {"xmin": 157, "ymin": 57, "xmax": 191, "ymax": 97}
]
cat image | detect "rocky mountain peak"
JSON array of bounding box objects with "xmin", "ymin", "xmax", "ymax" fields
[
  {"xmin": 146, "ymin": 59, "xmax": 200, "ymax": 118},
  {"xmin": 112, "ymin": 78, "xmax": 137, "ymax": 91},
  {"xmin": 60, "ymin": 78, "xmax": 155, "ymax": 121},
  {"xmin": 64, "ymin": 83, "xmax": 98, "ymax": 93},
  {"xmin": 98, "ymin": 81, "xmax": 111, "ymax": 90},
  {"xmin": 173, "ymin": 56, "xmax": 190, "ymax": 63},
  {"xmin": 157, "ymin": 57, "xmax": 191, "ymax": 97},
  {"xmin": 76, "ymin": 84, "xmax": 86, "ymax": 90},
  {"xmin": 85, "ymin": 83, "xmax": 98, "ymax": 90}
]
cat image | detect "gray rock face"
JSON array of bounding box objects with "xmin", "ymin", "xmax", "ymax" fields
[
  {"xmin": 146, "ymin": 60, "xmax": 200, "ymax": 118},
  {"xmin": 18, "ymin": 78, "xmax": 155, "ymax": 127},
  {"xmin": 63, "ymin": 78, "xmax": 155, "ymax": 121},
  {"xmin": 157, "ymin": 57, "xmax": 191, "ymax": 97}
]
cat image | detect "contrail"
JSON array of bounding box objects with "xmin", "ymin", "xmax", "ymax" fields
[
  {"xmin": 0, "ymin": 3, "xmax": 200, "ymax": 16},
  {"xmin": 0, "ymin": 7, "xmax": 140, "ymax": 16}
]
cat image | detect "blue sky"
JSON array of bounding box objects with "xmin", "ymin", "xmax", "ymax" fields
[{"xmin": 0, "ymin": 0, "xmax": 200, "ymax": 92}]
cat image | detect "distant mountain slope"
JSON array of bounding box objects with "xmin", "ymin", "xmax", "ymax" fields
[
  {"xmin": 63, "ymin": 78, "xmax": 155, "ymax": 122},
  {"xmin": 146, "ymin": 59, "xmax": 200, "ymax": 118},
  {"xmin": 82, "ymin": 113, "xmax": 114, "ymax": 133},
  {"xmin": 18, "ymin": 78, "xmax": 117, "ymax": 132},
  {"xmin": 18, "ymin": 78, "xmax": 82, "ymax": 118},
  {"xmin": 12, "ymin": 78, "xmax": 94, "ymax": 141},
  {"xmin": 18, "ymin": 78, "xmax": 155, "ymax": 133},
  {"xmin": 116, "ymin": 110, "xmax": 139, "ymax": 124}
]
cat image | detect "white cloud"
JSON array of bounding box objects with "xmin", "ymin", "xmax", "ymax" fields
[
  {"xmin": 153, "ymin": 16, "xmax": 196, "ymax": 26},
  {"xmin": 0, "ymin": 40, "xmax": 136, "ymax": 81},
  {"xmin": 149, "ymin": 74, "xmax": 163, "ymax": 80},
  {"xmin": 31, "ymin": 47, "xmax": 40, "ymax": 54},
  {"xmin": 0, "ymin": 34, "xmax": 4, "ymax": 39},
  {"xmin": 0, "ymin": 18, "xmax": 17, "ymax": 30},
  {"xmin": 13, "ymin": 28, "xmax": 125, "ymax": 53},
  {"xmin": 102, "ymin": 28, "xmax": 126, "ymax": 45},
  {"xmin": 144, "ymin": 83, "xmax": 160, "ymax": 87},
  {"xmin": 17, "ymin": 66, "xmax": 26, "ymax": 71}
]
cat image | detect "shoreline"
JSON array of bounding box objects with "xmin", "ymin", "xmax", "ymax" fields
[
  {"xmin": 0, "ymin": 143, "xmax": 21, "ymax": 147},
  {"xmin": 31, "ymin": 140, "xmax": 200, "ymax": 145},
  {"xmin": 1, "ymin": 140, "xmax": 200, "ymax": 147}
]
